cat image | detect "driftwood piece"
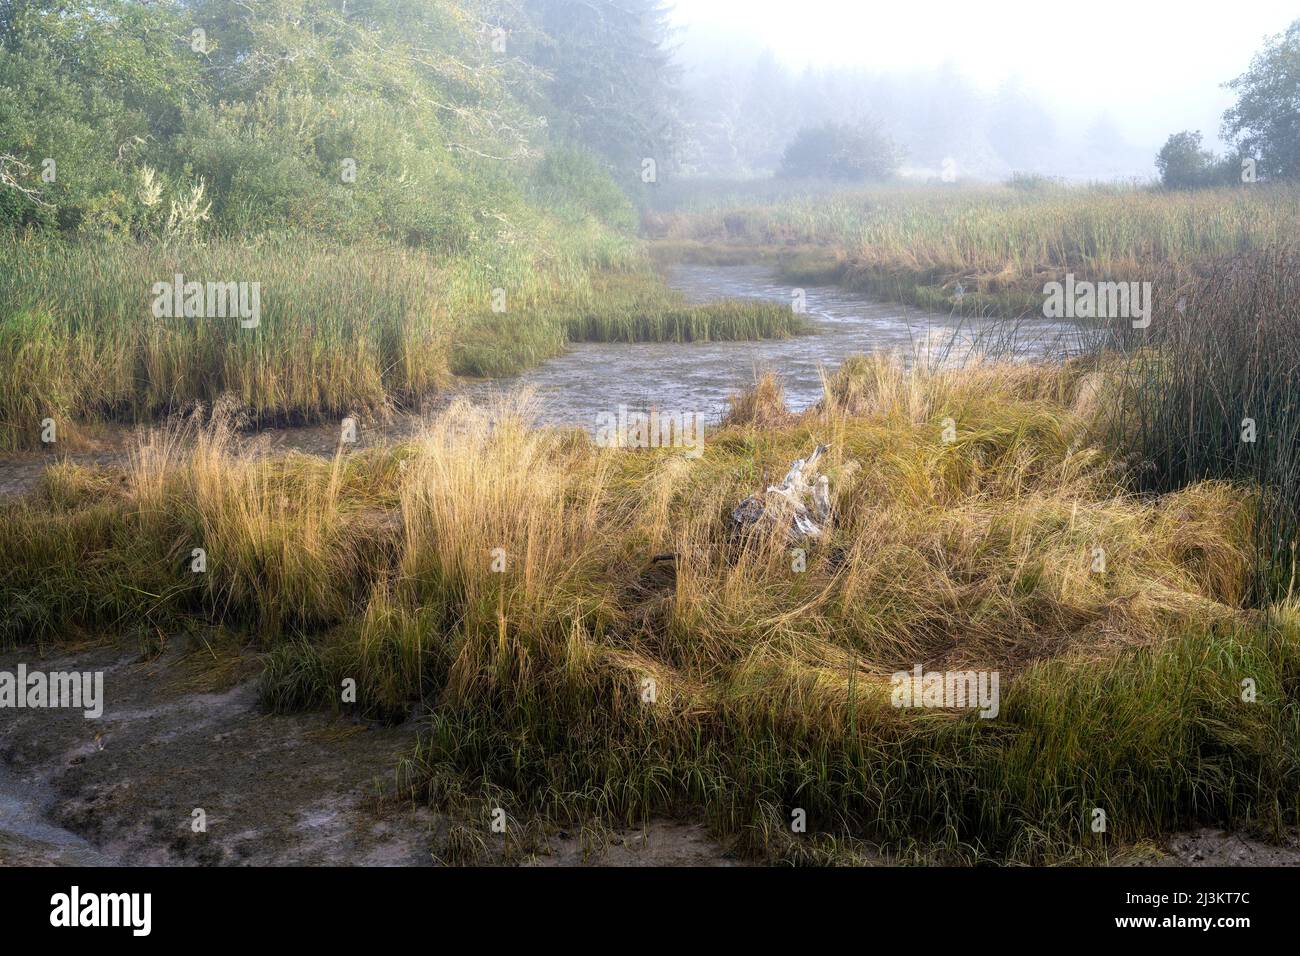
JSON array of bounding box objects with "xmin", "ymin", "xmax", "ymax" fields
[{"xmin": 730, "ymin": 444, "xmax": 832, "ymax": 543}]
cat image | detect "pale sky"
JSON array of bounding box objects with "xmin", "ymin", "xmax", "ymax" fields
[{"xmin": 668, "ymin": 0, "xmax": 1299, "ymax": 148}]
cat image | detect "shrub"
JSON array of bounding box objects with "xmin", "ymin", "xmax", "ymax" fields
[
  {"xmin": 777, "ymin": 122, "xmax": 900, "ymax": 182},
  {"xmin": 530, "ymin": 147, "xmax": 638, "ymax": 231},
  {"xmin": 1155, "ymin": 131, "xmax": 1239, "ymax": 189}
]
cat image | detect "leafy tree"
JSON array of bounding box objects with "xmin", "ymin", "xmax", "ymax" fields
[
  {"xmin": 1222, "ymin": 18, "xmax": 1300, "ymax": 181},
  {"xmin": 179, "ymin": 0, "xmax": 539, "ymax": 247},
  {"xmin": 777, "ymin": 121, "xmax": 899, "ymax": 181},
  {"xmin": 0, "ymin": 0, "xmax": 201, "ymax": 231},
  {"xmin": 0, "ymin": 0, "xmax": 647, "ymax": 241},
  {"xmin": 1155, "ymin": 130, "xmax": 1238, "ymax": 189}
]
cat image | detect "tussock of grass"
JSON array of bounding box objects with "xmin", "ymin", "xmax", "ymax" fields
[
  {"xmin": 3, "ymin": 356, "xmax": 1289, "ymax": 859},
  {"xmin": 723, "ymin": 371, "xmax": 793, "ymax": 428},
  {"xmin": 1102, "ymin": 248, "xmax": 1300, "ymax": 603}
]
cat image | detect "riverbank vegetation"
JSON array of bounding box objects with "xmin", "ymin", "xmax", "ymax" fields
[
  {"xmin": 649, "ymin": 182, "xmax": 1300, "ymax": 314},
  {"xmin": 1, "ymin": 0, "xmax": 803, "ymax": 448},
  {"xmin": 0, "ymin": 235, "xmax": 800, "ymax": 450}
]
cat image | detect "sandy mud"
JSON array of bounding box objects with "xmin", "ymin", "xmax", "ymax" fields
[{"xmin": 0, "ymin": 638, "xmax": 746, "ymax": 866}]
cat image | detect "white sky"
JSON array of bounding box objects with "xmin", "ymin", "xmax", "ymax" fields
[{"xmin": 667, "ymin": 0, "xmax": 1299, "ymax": 147}]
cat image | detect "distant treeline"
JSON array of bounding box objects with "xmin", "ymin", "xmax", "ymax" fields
[{"xmin": 677, "ymin": 20, "xmax": 1300, "ymax": 187}]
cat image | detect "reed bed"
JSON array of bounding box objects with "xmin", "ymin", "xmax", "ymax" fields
[
  {"xmin": 653, "ymin": 182, "xmax": 1300, "ymax": 315},
  {"xmin": 0, "ymin": 233, "xmax": 799, "ymax": 448},
  {"xmin": 656, "ymin": 183, "xmax": 1300, "ymax": 272},
  {"xmin": 1102, "ymin": 247, "xmax": 1300, "ymax": 603}
]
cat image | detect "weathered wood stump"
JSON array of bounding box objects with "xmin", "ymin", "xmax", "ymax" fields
[{"xmin": 730, "ymin": 444, "xmax": 832, "ymax": 543}]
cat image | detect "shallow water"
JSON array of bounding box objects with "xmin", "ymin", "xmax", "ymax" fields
[{"xmin": 479, "ymin": 264, "xmax": 1085, "ymax": 427}]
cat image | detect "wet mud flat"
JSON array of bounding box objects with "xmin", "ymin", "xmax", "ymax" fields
[
  {"xmin": 0, "ymin": 638, "xmax": 742, "ymax": 866},
  {"xmin": 0, "ymin": 639, "xmax": 435, "ymax": 866}
]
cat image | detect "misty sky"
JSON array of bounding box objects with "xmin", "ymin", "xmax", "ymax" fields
[{"xmin": 668, "ymin": 0, "xmax": 1299, "ymax": 150}]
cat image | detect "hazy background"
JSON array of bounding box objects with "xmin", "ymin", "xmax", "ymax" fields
[{"xmin": 667, "ymin": 0, "xmax": 1300, "ymax": 180}]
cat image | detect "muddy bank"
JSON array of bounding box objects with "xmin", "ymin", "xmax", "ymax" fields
[
  {"xmin": 1129, "ymin": 829, "xmax": 1300, "ymax": 866},
  {"xmin": 0, "ymin": 638, "xmax": 744, "ymax": 866},
  {"xmin": 2, "ymin": 637, "xmax": 1295, "ymax": 866},
  {"xmin": 0, "ymin": 640, "xmax": 434, "ymax": 865}
]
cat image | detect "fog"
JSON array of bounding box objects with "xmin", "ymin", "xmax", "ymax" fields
[{"xmin": 667, "ymin": 0, "xmax": 1299, "ymax": 180}]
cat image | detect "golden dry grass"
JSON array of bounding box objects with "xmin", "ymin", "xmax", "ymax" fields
[
  {"xmin": 3, "ymin": 353, "xmax": 1292, "ymax": 860},
  {"xmin": 3, "ymin": 354, "xmax": 1254, "ymax": 703}
]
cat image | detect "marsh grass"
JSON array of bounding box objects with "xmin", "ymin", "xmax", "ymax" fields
[
  {"xmin": 6, "ymin": 182, "xmax": 1299, "ymax": 860},
  {"xmin": 652, "ymin": 183, "xmax": 1300, "ymax": 318},
  {"xmin": 1103, "ymin": 247, "xmax": 1300, "ymax": 604},
  {"xmin": 402, "ymin": 616, "xmax": 1298, "ymax": 862},
  {"xmin": 3, "ymin": 357, "xmax": 1290, "ymax": 860},
  {"xmin": 0, "ymin": 234, "xmax": 800, "ymax": 448},
  {"xmin": 450, "ymin": 271, "xmax": 804, "ymax": 378},
  {"xmin": 658, "ymin": 183, "xmax": 1300, "ymax": 609},
  {"xmin": 655, "ymin": 183, "xmax": 1300, "ymax": 273}
]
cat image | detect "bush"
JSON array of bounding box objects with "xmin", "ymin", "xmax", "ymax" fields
[
  {"xmin": 1155, "ymin": 131, "xmax": 1239, "ymax": 189},
  {"xmin": 529, "ymin": 147, "xmax": 637, "ymax": 231},
  {"xmin": 777, "ymin": 122, "xmax": 900, "ymax": 182},
  {"xmin": 1005, "ymin": 172, "xmax": 1062, "ymax": 192}
]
